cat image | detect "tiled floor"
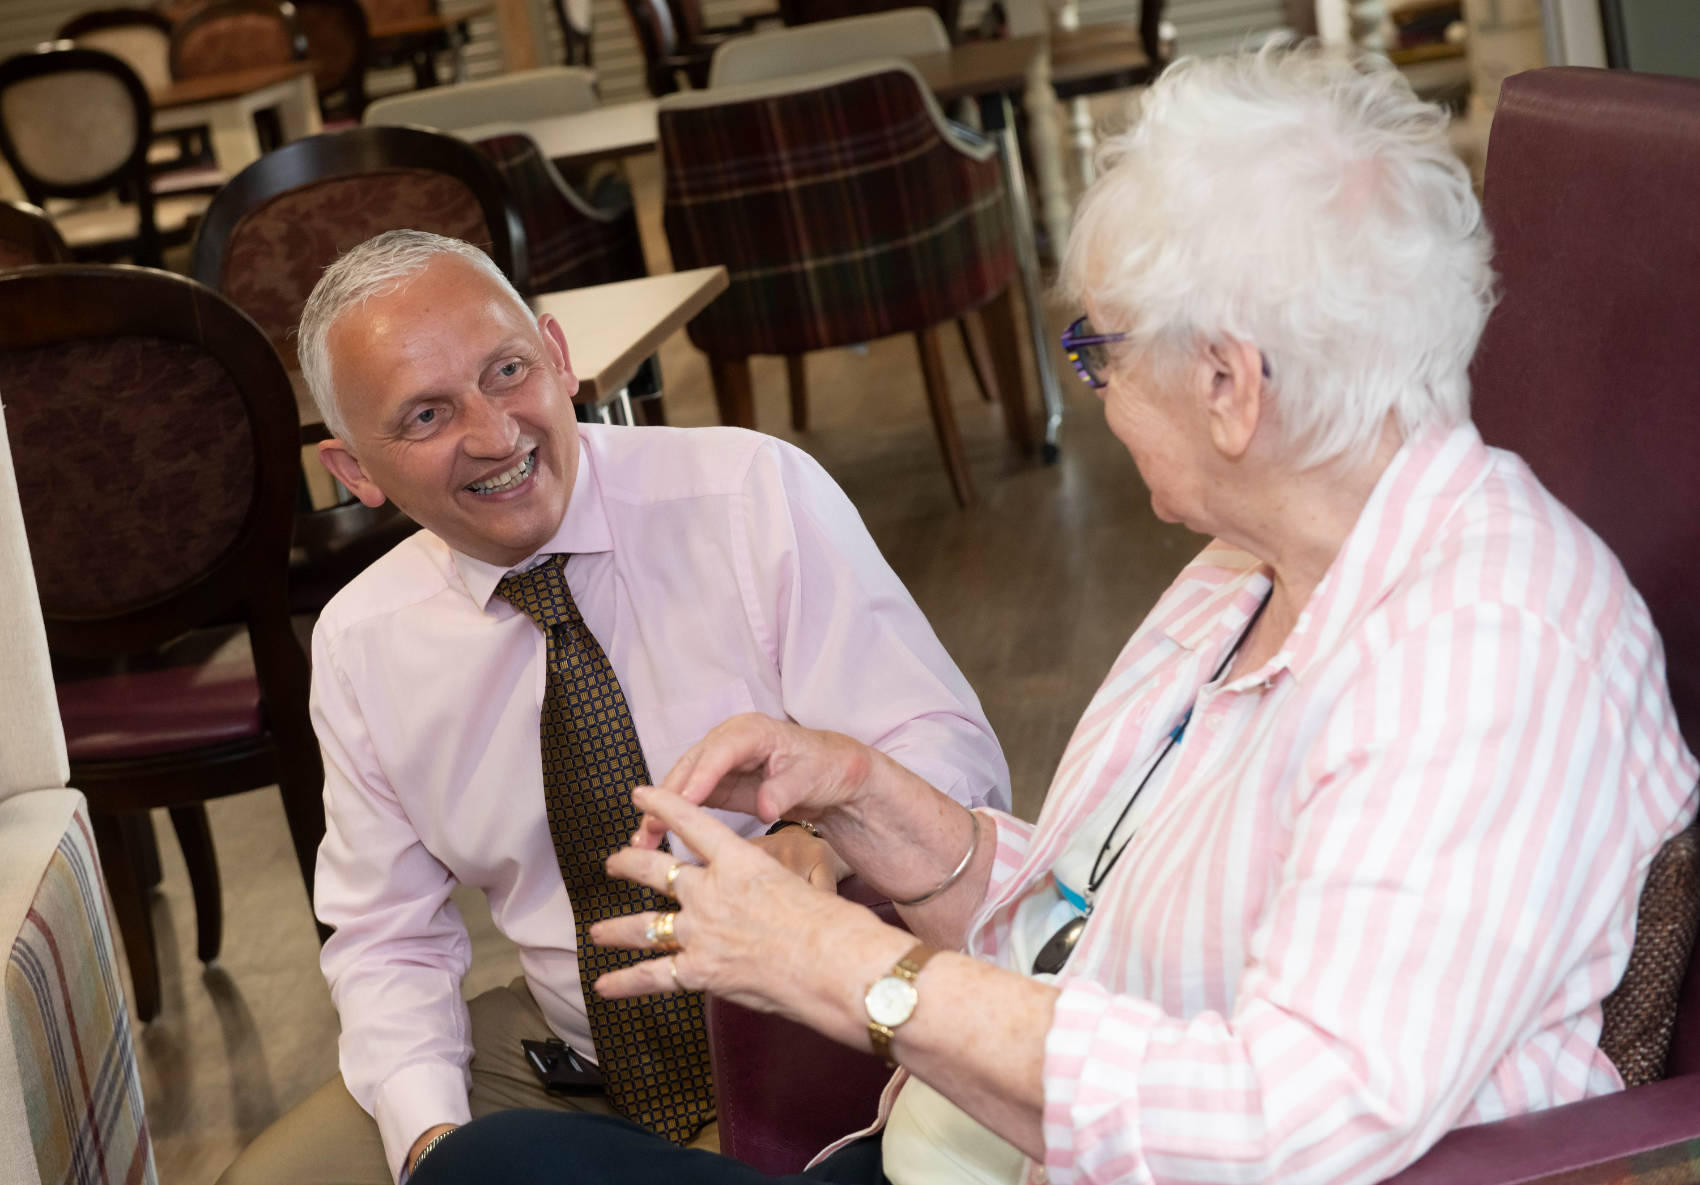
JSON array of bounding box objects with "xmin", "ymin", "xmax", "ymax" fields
[{"xmin": 126, "ymin": 123, "xmax": 1206, "ymax": 1183}]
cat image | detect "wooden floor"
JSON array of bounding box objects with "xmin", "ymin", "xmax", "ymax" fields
[{"xmin": 128, "ymin": 142, "xmax": 1199, "ymax": 1184}]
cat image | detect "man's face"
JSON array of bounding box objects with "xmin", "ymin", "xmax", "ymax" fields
[{"xmin": 317, "ymin": 255, "xmax": 581, "ymax": 568}]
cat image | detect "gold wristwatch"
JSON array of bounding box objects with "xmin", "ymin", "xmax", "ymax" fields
[{"xmin": 863, "ymin": 942, "xmax": 938, "ymax": 1067}]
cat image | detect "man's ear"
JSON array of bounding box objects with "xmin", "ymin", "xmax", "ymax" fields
[
  {"xmin": 538, "ymin": 313, "xmax": 581, "ymax": 399},
  {"xmin": 1200, "ymin": 338, "xmax": 1267, "ymax": 461},
  {"xmin": 317, "ymin": 439, "xmax": 388, "ymax": 509}
]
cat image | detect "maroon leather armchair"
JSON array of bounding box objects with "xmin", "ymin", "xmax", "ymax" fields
[{"xmin": 707, "ymin": 66, "xmax": 1700, "ymax": 1183}]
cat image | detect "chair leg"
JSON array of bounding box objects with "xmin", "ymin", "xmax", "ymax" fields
[
  {"xmin": 140, "ymin": 812, "xmax": 164, "ymax": 890},
  {"xmin": 92, "ymin": 811, "xmax": 161, "ymax": 1023},
  {"xmin": 707, "ymin": 356, "xmax": 756, "ymax": 429},
  {"xmin": 635, "ymin": 395, "xmax": 669, "ymax": 426},
  {"xmin": 168, "ymin": 804, "xmax": 222, "ymax": 965},
  {"xmin": 785, "ymin": 355, "xmax": 808, "ymax": 432},
  {"xmin": 978, "ymin": 285, "xmax": 1036, "ymax": 455},
  {"xmin": 958, "ymin": 316, "xmax": 998, "ymax": 403},
  {"xmin": 914, "ymin": 327, "xmax": 975, "ymax": 508}
]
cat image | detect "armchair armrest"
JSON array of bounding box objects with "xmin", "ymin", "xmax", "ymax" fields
[{"xmin": 1382, "ymin": 1075, "xmax": 1700, "ymax": 1185}]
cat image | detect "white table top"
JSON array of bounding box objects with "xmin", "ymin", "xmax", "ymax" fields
[{"xmin": 458, "ymin": 99, "xmax": 660, "ymax": 169}]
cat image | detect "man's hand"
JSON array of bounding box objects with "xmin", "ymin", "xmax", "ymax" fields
[
  {"xmin": 407, "ymin": 1124, "xmax": 457, "ymax": 1176},
  {"xmin": 749, "ymin": 825, "xmax": 849, "ymax": 891}
]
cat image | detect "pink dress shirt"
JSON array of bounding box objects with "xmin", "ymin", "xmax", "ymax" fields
[
  {"xmin": 311, "ymin": 424, "xmax": 1010, "ymax": 1180},
  {"xmin": 846, "ymin": 423, "xmax": 1696, "ymax": 1185}
]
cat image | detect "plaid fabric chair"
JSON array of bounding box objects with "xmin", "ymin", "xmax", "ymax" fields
[{"xmin": 660, "ymin": 59, "xmax": 1034, "ymax": 506}]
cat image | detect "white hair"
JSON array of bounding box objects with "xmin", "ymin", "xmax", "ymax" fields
[
  {"xmin": 1061, "ymin": 40, "xmax": 1495, "ymax": 469},
  {"xmin": 298, "ymin": 230, "xmax": 523, "ymax": 444}
]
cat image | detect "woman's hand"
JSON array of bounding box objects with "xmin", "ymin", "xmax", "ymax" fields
[
  {"xmin": 592, "ymin": 787, "xmax": 907, "ymax": 1036},
  {"xmin": 631, "ymin": 714, "xmax": 879, "ymax": 852}
]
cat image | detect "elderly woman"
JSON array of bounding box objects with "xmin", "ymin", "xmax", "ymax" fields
[{"xmin": 411, "ymin": 43, "xmax": 1697, "ymax": 1185}]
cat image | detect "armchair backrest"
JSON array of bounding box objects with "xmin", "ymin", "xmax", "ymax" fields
[
  {"xmin": 58, "ymin": 6, "xmax": 175, "ymax": 90},
  {"xmin": 1470, "ymin": 65, "xmax": 1700, "ymax": 1079},
  {"xmin": 365, "ymin": 65, "xmax": 599, "ymax": 128},
  {"xmin": 0, "ymin": 199, "xmax": 70, "ymax": 270},
  {"xmin": 708, "ymin": 6, "xmax": 947, "ymax": 86},
  {"xmin": 169, "ymin": 0, "xmax": 308, "ymax": 78},
  {"xmin": 190, "ymin": 124, "xmax": 527, "ymax": 364},
  {"xmin": 659, "ymin": 59, "xmax": 1011, "ymax": 357}
]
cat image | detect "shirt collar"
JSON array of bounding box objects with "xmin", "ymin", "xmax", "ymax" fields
[
  {"xmin": 450, "ymin": 435, "xmax": 616, "ymax": 611},
  {"xmin": 1269, "ymin": 421, "xmax": 1493, "ymax": 682}
]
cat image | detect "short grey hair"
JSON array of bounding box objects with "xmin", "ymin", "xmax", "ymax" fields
[
  {"xmin": 298, "ymin": 230, "xmax": 524, "ymax": 444},
  {"xmin": 1061, "ymin": 41, "xmax": 1495, "ymax": 469}
]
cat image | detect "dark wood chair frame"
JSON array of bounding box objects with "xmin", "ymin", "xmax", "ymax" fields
[
  {"xmin": 58, "ymin": 5, "xmax": 176, "ymax": 42},
  {"xmin": 0, "ymin": 46, "xmax": 168, "ymax": 267},
  {"xmin": 0, "ymin": 199, "xmax": 73, "ymax": 265},
  {"xmin": 548, "ymin": 0, "xmax": 594, "ymax": 65},
  {"xmin": 294, "ymin": 0, "xmax": 372, "ymax": 119},
  {"xmin": 168, "ymin": 0, "xmax": 310, "ymax": 79},
  {"xmin": 0, "ymin": 263, "xmax": 325, "ymax": 1022}
]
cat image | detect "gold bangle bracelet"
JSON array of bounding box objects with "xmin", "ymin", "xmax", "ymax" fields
[{"xmin": 892, "ymin": 807, "xmax": 981, "ymax": 907}]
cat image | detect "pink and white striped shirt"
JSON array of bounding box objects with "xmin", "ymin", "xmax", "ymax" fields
[{"xmin": 871, "ymin": 423, "xmax": 1696, "ymax": 1185}]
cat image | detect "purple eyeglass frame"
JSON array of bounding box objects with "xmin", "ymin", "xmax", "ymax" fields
[
  {"xmin": 1061, "ymin": 315, "xmax": 1274, "ymax": 389},
  {"xmin": 1060, "ymin": 315, "xmax": 1128, "ymax": 389}
]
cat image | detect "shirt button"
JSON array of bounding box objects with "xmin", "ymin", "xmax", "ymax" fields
[{"xmin": 1033, "ymin": 1169, "xmax": 1049, "ymax": 1184}]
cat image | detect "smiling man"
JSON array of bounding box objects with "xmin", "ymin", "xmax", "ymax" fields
[{"xmin": 217, "ymin": 230, "xmax": 1010, "ymax": 1185}]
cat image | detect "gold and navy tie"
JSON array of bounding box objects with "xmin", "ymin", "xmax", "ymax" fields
[{"xmin": 496, "ymin": 554, "xmax": 715, "ymax": 1143}]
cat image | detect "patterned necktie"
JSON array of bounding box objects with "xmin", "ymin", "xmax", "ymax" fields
[{"xmin": 496, "ymin": 554, "xmax": 715, "ymax": 1143}]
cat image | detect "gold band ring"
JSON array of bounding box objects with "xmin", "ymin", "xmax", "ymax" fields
[
  {"xmin": 664, "ymin": 861, "xmax": 685, "ymax": 896},
  {"xmin": 646, "ymin": 910, "xmax": 680, "ymax": 951}
]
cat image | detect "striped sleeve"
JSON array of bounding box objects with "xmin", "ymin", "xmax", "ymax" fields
[{"xmin": 1039, "ymin": 601, "xmax": 1683, "ymax": 1185}]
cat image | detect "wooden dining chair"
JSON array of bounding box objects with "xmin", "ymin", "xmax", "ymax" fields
[
  {"xmin": 660, "ymin": 59, "xmax": 1034, "ymax": 506},
  {"xmin": 0, "ymin": 264, "xmax": 323, "ymax": 1024},
  {"xmin": 0, "ymin": 200, "xmax": 71, "ymax": 270},
  {"xmin": 169, "ymin": 0, "xmax": 309, "ymax": 79},
  {"xmin": 0, "ymin": 45, "xmax": 208, "ymax": 267},
  {"xmin": 294, "ymin": 0, "xmax": 371, "ymax": 121},
  {"xmin": 191, "ymin": 123, "xmax": 525, "ymax": 611}
]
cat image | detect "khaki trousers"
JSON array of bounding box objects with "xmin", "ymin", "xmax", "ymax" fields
[{"xmin": 218, "ymin": 978, "xmax": 719, "ymax": 1185}]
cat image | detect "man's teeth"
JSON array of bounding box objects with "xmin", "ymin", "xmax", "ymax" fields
[{"xmin": 468, "ymin": 452, "xmax": 535, "ymax": 494}]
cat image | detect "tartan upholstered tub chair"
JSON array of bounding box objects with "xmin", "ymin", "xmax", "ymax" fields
[
  {"xmin": 659, "ymin": 58, "xmax": 1034, "ymax": 507},
  {"xmin": 0, "ymin": 399, "xmax": 157, "ymax": 1185}
]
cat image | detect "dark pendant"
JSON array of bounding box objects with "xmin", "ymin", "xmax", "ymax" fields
[{"xmin": 1032, "ymin": 915, "xmax": 1088, "ymax": 976}]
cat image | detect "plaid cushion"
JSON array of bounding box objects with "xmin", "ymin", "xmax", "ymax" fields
[
  {"xmin": 660, "ymin": 67, "xmax": 1015, "ymax": 358},
  {"xmin": 1524, "ymin": 1138, "xmax": 1700, "ymax": 1185},
  {"xmin": 4, "ymin": 794, "xmax": 155, "ymax": 1185},
  {"xmin": 474, "ymin": 134, "xmax": 648, "ymax": 296}
]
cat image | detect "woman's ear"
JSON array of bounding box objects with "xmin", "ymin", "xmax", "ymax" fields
[{"xmin": 1200, "ymin": 339, "xmax": 1267, "ymax": 461}]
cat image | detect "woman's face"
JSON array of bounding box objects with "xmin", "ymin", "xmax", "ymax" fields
[{"xmin": 1088, "ymin": 307, "xmax": 1212, "ymax": 529}]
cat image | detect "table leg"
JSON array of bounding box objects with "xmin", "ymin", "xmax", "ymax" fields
[
  {"xmin": 205, "ymin": 104, "xmax": 266, "ymax": 175},
  {"xmin": 1022, "ymin": 38, "xmax": 1072, "ymax": 259},
  {"xmin": 982, "ymin": 92, "xmax": 1064, "ymax": 461},
  {"xmin": 450, "ymin": 20, "xmax": 471, "ymax": 84},
  {"xmin": 276, "ymin": 74, "xmax": 324, "ymax": 143}
]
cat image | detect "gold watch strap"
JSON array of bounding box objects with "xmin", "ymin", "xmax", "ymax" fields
[{"xmin": 867, "ymin": 942, "xmax": 938, "ymax": 1066}]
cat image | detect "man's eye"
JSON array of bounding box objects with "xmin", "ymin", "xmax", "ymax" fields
[
  {"xmin": 416, "ymin": 407, "xmax": 437, "ymax": 425},
  {"xmin": 498, "ymin": 361, "xmax": 521, "ymax": 379}
]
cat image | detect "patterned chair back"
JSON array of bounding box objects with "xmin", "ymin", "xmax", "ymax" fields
[
  {"xmin": 0, "ymin": 199, "xmax": 70, "ymax": 270},
  {"xmin": 169, "ymin": 0, "xmax": 307, "ymax": 79},
  {"xmin": 708, "ymin": 6, "xmax": 946, "ymax": 86},
  {"xmin": 0, "ymin": 266, "xmax": 299, "ymax": 658},
  {"xmin": 190, "ymin": 124, "xmax": 527, "ymax": 367},
  {"xmin": 474, "ymin": 132, "xmax": 646, "ymax": 295},
  {"xmin": 659, "ymin": 59, "xmax": 1013, "ymax": 358},
  {"xmin": 58, "ymin": 7, "xmax": 176, "ymax": 91},
  {"xmin": 294, "ymin": 0, "xmax": 369, "ymax": 115},
  {"xmin": 1472, "ymin": 67, "xmax": 1700, "ymax": 1086}
]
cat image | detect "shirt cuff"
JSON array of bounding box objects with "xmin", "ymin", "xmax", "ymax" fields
[
  {"xmin": 1041, "ymin": 978, "xmax": 1159, "ymax": 1185},
  {"xmin": 374, "ymin": 1062, "xmax": 473, "ymax": 1183}
]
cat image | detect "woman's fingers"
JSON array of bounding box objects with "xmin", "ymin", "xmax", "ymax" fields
[
  {"xmin": 588, "ymin": 909, "xmax": 685, "ymax": 952},
  {"xmin": 628, "ymin": 786, "xmax": 745, "ymax": 867},
  {"xmin": 595, "ymin": 954, "xmax": 689, "ymax": 999}
]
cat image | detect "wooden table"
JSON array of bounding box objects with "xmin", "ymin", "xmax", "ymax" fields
[
  {"xmin": 371, "ymin": 4, "xmax": 494, "ymax": 87},
  {"xmin": 294, "ymin": 266, "xmax": 729, "ymax": 432},
  {"xmin": 151, "ymin": 63, "xmax": 322, "ymax": 178},
  {"xmin": 455, "ymin": 36, "xmax": 1067, "ymax": 456}
]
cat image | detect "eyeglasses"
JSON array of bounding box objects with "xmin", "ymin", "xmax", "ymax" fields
[
  {"xmin": 1061, "ymin": 315, "xmax": 1275, "ymax": 389},
  {"xmin": 1060, "ymin": 315, "xmax": 1129, "ymax": 389}
]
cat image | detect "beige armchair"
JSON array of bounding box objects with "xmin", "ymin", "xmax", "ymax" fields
[{"xmin": 0, "ymin": 407, "xmax": 156, "ymax": 1185}]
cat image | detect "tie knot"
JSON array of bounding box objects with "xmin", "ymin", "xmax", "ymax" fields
[{"xmin": 496, "ymin": 555, "xmax": 578, "ymax": 630}]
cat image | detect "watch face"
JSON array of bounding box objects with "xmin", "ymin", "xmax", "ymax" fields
[{"xmin": 865, "ymin": 975, "xmax": 919, "ymax": 1027}]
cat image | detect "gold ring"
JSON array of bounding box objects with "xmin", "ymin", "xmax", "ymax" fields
[
  {"xmin": 668, "ymin": 955, "xmax": 682, "ymax": 990},
  {"xmin": 645, "ymin": 910, "xmax": 679, "ymax": 951},
  {"xmin": 664, "ymin": 861, "xmax": 685, "ymax": 895}
]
